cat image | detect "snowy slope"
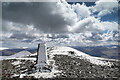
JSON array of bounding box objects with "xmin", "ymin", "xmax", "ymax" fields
[
  {"xmin": 0, "ymin": 47, "xmax": 9, "ymax": 50},
  {"xmin": 0, "ymin": 50, "xmax": 32, "ymax": 60},
  {"xmin": 9, "ymin": 50, "xmax": 31, "ymax": 58},
  {"xmin": 49, "ymin": 47, "xmax": 114, "ymax": 66},
  {"xmin": 1, "ymin": 47, "xmax": 117, "ymax": 66}
]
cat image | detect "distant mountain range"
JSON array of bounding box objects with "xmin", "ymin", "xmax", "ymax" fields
[
  {"xmin": 71, "ymin": 45, "xmax": 119, "ymax": 59},
  {"xmin": 0, "ymin": 48, "xmax": 37, "ymax": 56},
  {"xmin": 1, "ymin": 45, "xmax": 119, "ymax": 59}
]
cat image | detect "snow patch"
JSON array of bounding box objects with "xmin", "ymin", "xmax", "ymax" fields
[
  {"xmin": 10, "ymin": 50, "xmax": 32, "ymax": 58},
  {"xmin": 28, "ymin": 66, "xmax": 61, "ymax": 78},
  {"xmin": 11, "ymin": 74, "xmax": 19, "ymax": 78},
  {"xmin": 10, "ymin": 58, "xmax": 36, "ymax": 61},
  {"xmin": 0, "ymin": 50, "xmax": 32, "ymax": 61},
  {"xmin": 49, "ymin": 47, "xmax": 114, "ymax": 66},
  {"xmin": 28, "ymin": 52, "xmax": 37, "ymax": 56},
  {"xmin": 11, "ymin": 61, "xmax": 22, "ymax": 66},
  {"xmin": 0, "ymin": 47, "xmax": 9, "ymax": 50}
]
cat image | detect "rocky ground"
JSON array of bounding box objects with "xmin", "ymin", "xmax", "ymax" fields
[
  {"xmin": 1, "ymin": 48, "xmax": 120, "ymax": 79},
  {"xmin": 53, "ymin": 55, "xmax": 120, "ymax": 78},
  {"xmin": 1, "ymin": 59, "xmax": 36, "ymax": 78}
]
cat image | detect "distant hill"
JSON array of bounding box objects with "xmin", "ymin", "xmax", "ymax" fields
[
  {"xmin": 1, "ymin": 45, "xmax": 118, "ymax": 59},
  {"xmin": 0, "ymin": 48, "xmax": 37, "ymax": 56},
  {"xmin": 71, "ymin": 45, "xmax": 118, "ymax": 59}
]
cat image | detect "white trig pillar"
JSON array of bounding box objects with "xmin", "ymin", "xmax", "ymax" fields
[
  {"xmin": 36, "ymin": 43, "xmax": 48, "ymax": 72},
  {"xmin": 36, "ymin": 43, "xmax": 47, "ymax": 65}
]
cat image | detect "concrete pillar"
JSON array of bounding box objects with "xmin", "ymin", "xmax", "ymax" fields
[{"xmin": 36, "ymin": 43, "xmax": 47, "ymax": 66}]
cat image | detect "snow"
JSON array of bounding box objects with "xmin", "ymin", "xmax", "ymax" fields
[
  {"xmin": 0, "ymin": 47, "xmax": 9, "ymax": 50},
  {"xmin": 20, "ymin": 74, "xmax": 27, "ymax": 78},
  {"xmin": 4, "ymin": 57, "xmax": 36, "ymax": 61},
  {"xmin": 11, "ymin": 61, "xmax": 22, "ymax": 66},
  {"xmin": 92, "ymin": 56, "xmax": 118, "ymax": 61},
  {"xmin": 0, "ymin": 56, "xmax": 8, "ymax": 60},
  {"xmin": 28, "ymin": 52, "xmax": 37, "ymax": 56},
  {"xmin": 1, "ymin": 46, "xmax": 118, "ymax": 67},
  {"xmin": 49, "ymin": 47, "xmax": 115, "ymax": 66},
  {"xmin": 0, "ymin": 54, "xmax": 37, "ymax": 61},
  {"xmin": 28, "ymin": 65, "xmax": 61, "ymax": 78},
  {"xmin": 10, "ymin": 50, "xmax": 32, "ymax": 58},
  {"xmin": 11, "ymin": 74, "xmax": 19, "ymax": 78},
  {"xmin": 14, "ymin": 58, "xmax": 36, "ymax": 61},
  {"xmin": 21, "ymin": 69, "xmax": 28, "ymax": 73},
  {"xmin": 0, "ymin": 56, "xmax": 36, "ymax": 61},
  {"xmin": 1, "ymin": 46, "xmax": 119, "ymax": 78},
  {"xmin": 0, "ymin": 50, "xmax": 32, "ymax": 61},
  {"xmin": 16, "ymin": 65, "xmax": 20, "ymax": 68},
  {"xmin": 29, "ymin": 72, "xmax": 53, "ymax": 78}
]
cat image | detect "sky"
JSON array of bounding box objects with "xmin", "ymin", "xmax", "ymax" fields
[{"xmin": 1, "ymin": 0, "xmax": 119, "ymax": 49}]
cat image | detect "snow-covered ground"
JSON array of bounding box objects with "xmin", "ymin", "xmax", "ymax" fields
[
  {"xmin": 1, "ymin": 46, "xmax": 119, "ymax": 78},
  {"xmin": 1, "ymin": 46, "xmax": 117, "ymax": 66},
  {"xmin": 0, "ymin": 50, "xmax": 32, "ymax": 60},
  {"xmin": 0, "ymin": 47, "xmax": 9, "ymax": 50},
  {"xmin": 49, "ymin": 47, "xmax": 116, "ymax": 66},
  {"xmin": 11, "ymin": 60, "xmax": 22, "ymax": 66},
  {"xmin": 10, "ymin": 50, "xmax": 32, "ymax": 58},
  {"xmin": 28, "ymin": 66, "xmax": 61, "ymax": 78}
]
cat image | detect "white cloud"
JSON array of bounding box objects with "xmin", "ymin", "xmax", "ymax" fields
[
  {"xmin": 2, "ymin": 0, "xmax": 119, "ymax": 48},
  {"xmin": 46, "ymin": 32, "xmax": 118, "ymax": 47},
  {"xmin": 72, "ymin": 3, "xmax": 91, "ymax": 20},
  {"xmin": 68, "ymin": 16, "xmax": 118, "ymax": 33},
  {"xmin": 99, "ymin": 21, "xmax": 118, "ymax": 30},
  {"xmin": 2, "ymin": 21, "xmax": 40, "ymax": 40},
  {"xmin": 68, "ymin": 17, "xmax": 99, "ymax": 33},
  {"xmin": 3, "ymin": 0, "xmax": 118, "ymax": 34},
  {"xmin": 1, "ymin": 32, "xmax": 13, "ymax": 39},
  {"xmin": 2, "ymin": 21, "xmax": 21, "ymax": 32},
  {"xmin": 90, "ymin": 0, "xmax": 118, "ymax": 17}
]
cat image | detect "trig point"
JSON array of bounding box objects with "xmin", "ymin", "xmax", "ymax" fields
[
  {"xmin": 35, "ymin": 43, "xmax": 49, "ymax": 72},
  {"xmin": 36, "ymin": 43, "xmax": 47, "ymax": 65}
]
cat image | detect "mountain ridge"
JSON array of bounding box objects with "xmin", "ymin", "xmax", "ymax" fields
[{"xmin": 1, "ymin": 46, "xmax": 120, "ymax": 79}]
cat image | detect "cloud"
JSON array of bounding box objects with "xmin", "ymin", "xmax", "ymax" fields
[
  {"xmin": 2, "ymin": 21, "xmax": 40, "ymax": 40},
  {"xmin": 90, "ymin": 0, "xmax": 118, "ymax": 17},
  {"xmin": 72, "ymin": 3, "xmax": 91, "ymax": 20},
  {"xmin": 2, "ymin": 0, "xmax": 119, "ymax": 48},
  {"xmin": 2, "ymin": 0, "xmax": 77, "ymax": 33},
  {"xmin": 1, "ymin": 32, "xmax": 12, "ymax": 39},
  {"xmin": 10, "ymin": 32, "xmax": 36, "ymax": 39},
  {"xmin": 68, "ymin": 16, "xmax": 118, "ymax": 33},
  {"xmin": 2, "ymin": 0, "xmax": 118, "ymax": 34},
  {"xmin": 47, "ymin": 33, "xmax": 69, "ymax": 39},
  {"xmin": 99, "ymin": 21, "xmax": 118, "ymax": 30},
  {"xmin": 2, "ymin": 21, "xmax": 23, "ymax": 32},
  {"xmin": 46, "ymin": 31, "xmax": 118, "ymax": 47},
  {"xmin": 68, "ymin": 17, "xmax": 99, "ymax": 33}
]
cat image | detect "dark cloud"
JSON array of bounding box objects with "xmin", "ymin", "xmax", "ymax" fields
[
  {"xmin": 10, "ymin": 32, "xmax": 36, "ymax": 39},
  {"xmin": 2, "ymin": 2, "xmax": 75, "ymax": 33}
]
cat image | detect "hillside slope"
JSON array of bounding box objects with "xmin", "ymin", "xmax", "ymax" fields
[{"xmin": 1, "ymin": 47, "xmax": 120, "ymax": 79}]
